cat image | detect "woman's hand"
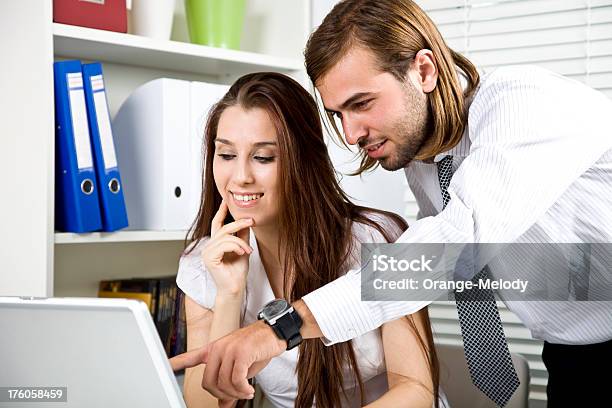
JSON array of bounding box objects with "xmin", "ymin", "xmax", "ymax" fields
[{"xmin": 202, "ymin": 200, "xmax": 254, "ymax": 297}]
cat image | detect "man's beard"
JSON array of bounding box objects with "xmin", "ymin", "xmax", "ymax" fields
[{"xmin": 378, "ymin": 84, "xmax": 430, "ymax": 171}]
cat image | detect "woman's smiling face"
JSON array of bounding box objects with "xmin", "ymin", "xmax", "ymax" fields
[{"xmin": 213, "ymin": 105, "xmax": 280, "ymax": 227}]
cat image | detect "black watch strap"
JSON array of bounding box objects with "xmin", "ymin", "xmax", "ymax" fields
[
  {"xmin": 265, "ymin": 308, "xmax": 303, "ymax": 350},
  {"xmin": 278, "ymin": 309, "xmax": 303, "ymax": 350}
]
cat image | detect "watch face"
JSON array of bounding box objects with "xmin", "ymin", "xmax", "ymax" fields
[{"xmin": 262, "ymin": 299, "xmax": 288, "ymax": 320}]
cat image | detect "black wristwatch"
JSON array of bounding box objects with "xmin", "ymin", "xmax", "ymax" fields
[{"xmin": 258, "ymin": 299, "xmax": 303, "ymax": 350}]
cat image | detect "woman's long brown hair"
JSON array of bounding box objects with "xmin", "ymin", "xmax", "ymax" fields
[{"xmin": 185, "ymin": 72, "xmax": 439, "ymax": 407}]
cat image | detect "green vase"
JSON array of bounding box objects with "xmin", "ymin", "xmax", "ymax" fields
[{"xmin": 184, "ymin": 0, "xmax": 246, "ymax": 49}]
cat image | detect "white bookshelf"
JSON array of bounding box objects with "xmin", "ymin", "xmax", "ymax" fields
[
  {"xmin": 53, "ymin": 23, "xmax": 304, "ymax": 77},
  {"xmin": 55, "ymin": 230, "xmax": 189, "ymax": 244},
  {"xmin": 0, "ymin": 0, "xmax": 311, "ymax": 298}
]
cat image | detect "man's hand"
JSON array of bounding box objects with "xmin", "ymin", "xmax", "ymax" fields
[
  {"xmin": 169, "ymin": 320, "xmax": 286, "ymax": 399},
  {"xmin": 169, "ymin": 347, "xmax": 207, "ymax": 372},
  {"xmin": 169, "ymin": 300, "xmax": 322, "ymax": 400},
  {"xmin": 203, "ymin": 320, "xmax": 286, "ymax": 400}
]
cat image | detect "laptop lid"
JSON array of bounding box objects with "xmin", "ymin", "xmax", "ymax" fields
[{"xmin": 0, "ymin": 297, "xmax": 186, "ymax": 408}]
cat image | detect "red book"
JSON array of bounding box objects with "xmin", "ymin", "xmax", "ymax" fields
[{"xmin": 53, "ymin": 0, "xmax": 127, "ymax": 33}]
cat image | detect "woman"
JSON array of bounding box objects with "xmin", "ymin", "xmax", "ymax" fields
[{"xmin": 175, "ymin": 72, "xmax": 444, "ymax": 408}]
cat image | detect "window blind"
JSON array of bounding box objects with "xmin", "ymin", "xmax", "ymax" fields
[
  {"xmin": 422, "ymin": 0, "xmax": 612, "ymax": 98},
  {"xmin": 406, "ymin": 1, "xmax": 612, "ymax": 404}
]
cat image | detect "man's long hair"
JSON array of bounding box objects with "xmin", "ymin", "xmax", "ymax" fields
[
  {"xmin": 305, "ymin": 0, "xmax": 480, "ymax": 174},
  {"xmin": 186, "ymin": 72, "xmax": 437, "ymax": 407}
]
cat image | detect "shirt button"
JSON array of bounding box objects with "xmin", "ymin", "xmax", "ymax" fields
[{"xmin": 346, "ymin": 328, "xmax": 355, "ymax": 338}]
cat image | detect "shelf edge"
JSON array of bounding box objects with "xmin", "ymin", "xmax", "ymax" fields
[
  {"xmin": 54, "ymin": 230, "xmax": 189, "ymax": 244},
  {"xmin": 52, "ymin": 23, "xmax": 304, "ymax": 73}
]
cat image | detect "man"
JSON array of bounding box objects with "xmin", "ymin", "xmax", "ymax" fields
[{"xmin": 172, "ymin": 1, "xmax": 612, "ymax": 406}]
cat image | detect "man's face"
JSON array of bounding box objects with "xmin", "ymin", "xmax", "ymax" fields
[{"xmin": 317, "ymin": 47, "xmax": 431, "ymax": 170}]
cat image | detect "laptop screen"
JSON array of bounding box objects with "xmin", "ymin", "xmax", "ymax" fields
[{"xmin": 0, "ymin": 297, "xmax": 185, "ymax": 408}]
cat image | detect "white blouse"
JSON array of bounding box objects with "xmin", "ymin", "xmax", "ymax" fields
[
  {"xmin": 176, "ymin": 215, "xmax": 448, "ymax": 408},
  {"xmin": 176, "ymin": 215, "xmax": 446, "ymax": 407}
]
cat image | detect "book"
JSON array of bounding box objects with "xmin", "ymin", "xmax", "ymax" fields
[
  {"xmin": 98, "ymin": 290, "xmax": 153, "ymax": 312},
  {"xmin": 98, "ymin": 276, "xmax": 186, "ymax": 357}
]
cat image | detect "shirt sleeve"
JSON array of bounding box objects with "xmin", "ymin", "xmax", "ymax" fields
[
  {"xmin": 176, "ymin": 239, "xmax": 217, "ymax": 309},
  {"xmin": 303, "ymin": 69, "xmax": 612, "ymax": 345},
  {"xmin": 303, "ymin": 214, "xmax": 429, "ymax": 345}
]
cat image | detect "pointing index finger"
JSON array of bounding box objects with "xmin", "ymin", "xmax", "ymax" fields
[{"xmin": 168, "ymin": 346, "xmax": 208, "ymax": 371}]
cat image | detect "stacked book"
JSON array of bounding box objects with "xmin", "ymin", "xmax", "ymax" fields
[{"xmin": 99, "ymin": 276, "xmax": 186, "ymax": 358}]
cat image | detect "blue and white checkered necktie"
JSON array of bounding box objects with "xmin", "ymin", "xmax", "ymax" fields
[{"xmin": 437, "ymin": 155, "xmax": 520, "ymax": 407}]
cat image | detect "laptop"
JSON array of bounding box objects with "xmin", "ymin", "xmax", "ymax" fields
[{"xmin": 0, "ymin": 297, "xmax": 186, "ymax": 408}]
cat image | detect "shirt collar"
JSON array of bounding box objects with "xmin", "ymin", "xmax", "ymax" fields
[
  {"xmin": 432, "ymin": 71, "xmax": 480, "ymax": 163},
  {"xmin": 433, "ymin": 127, "xmax": 471, "ymax": 162}
]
